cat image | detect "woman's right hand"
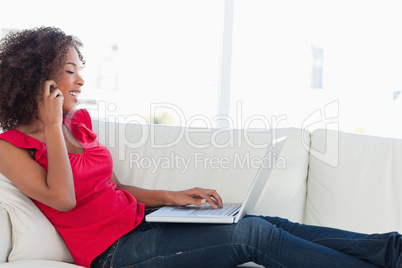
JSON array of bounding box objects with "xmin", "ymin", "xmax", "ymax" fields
[{"xmin": 37, "ymin": 80, "xmax": 64, "ymax": 127}]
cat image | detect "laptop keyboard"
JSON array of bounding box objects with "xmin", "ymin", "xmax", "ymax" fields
[{"xmin": 189, "ymin": 203, "xmax": 241, "ymax": 216}]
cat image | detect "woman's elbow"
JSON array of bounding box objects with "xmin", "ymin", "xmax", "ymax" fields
[
  {"xmin": 52, "ymin": 195, "xmax": 76, "ymax": 212},
  {"xmin": 58, "ymin": 200, "xmax": 76, "ymax": 212}
]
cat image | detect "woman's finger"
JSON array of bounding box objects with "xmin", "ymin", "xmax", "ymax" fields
[
  {"xmin": 192, "ymin": 187, "xmax": 222, "ymax": 209},
  {"xmin": 44, "ymin": 80, "xmax": 57, "ymax": 93},
  {"xmin": 51, "ymin": 88, "xmax": 63, "ymax": 99},
  {"xmin": 204, "ymin": 188, "xmax": 223, "ymax": 208}
]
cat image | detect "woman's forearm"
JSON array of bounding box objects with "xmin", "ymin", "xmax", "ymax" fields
[
  {"xmin": 118, "ymin": 184, "xmax": 173, "ymax": 208},
  {"xmin": 111, "ymin": 173, "xmax": 222, "ymax": 209}
]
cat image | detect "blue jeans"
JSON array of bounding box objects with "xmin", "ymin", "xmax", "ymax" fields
[{"xmin": 91, "ymin": 215, "xmax": 402, "ymax": 268}]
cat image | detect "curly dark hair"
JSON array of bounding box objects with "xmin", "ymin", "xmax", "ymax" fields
[{"xmin": 0, "ymin": 26, "xmax": 85, "ymax": 131}]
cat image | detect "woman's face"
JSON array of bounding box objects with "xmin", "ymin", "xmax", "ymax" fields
[{"xmin": 52, "ymin": 46, "xmax": 85, "ymax": 113}]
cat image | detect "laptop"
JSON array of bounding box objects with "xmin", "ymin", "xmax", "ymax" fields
[{"xmin": 145, "ymin": 136, "xmax": 287, "ymax": 224}]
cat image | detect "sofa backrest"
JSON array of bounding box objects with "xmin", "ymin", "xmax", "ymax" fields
[
  {"xmin": 2, "ymin": 121, "xmax": 401, "ymax": 263},
  {"xmin": 306, "ymin": 129, "xmax": 402, "ymax": 234},
  {"xmin": 93, "ymin": 120, "xmax": 311, "ymax": 223}
]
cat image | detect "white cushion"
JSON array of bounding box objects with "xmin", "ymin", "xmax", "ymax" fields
[
  {"xmin": 0, "ymin": 260, "xmax": 82, "ymax": 267},
  {"xmin": 0, "ymin": 173, "xmax": 74, "ymax": 263},
  {"xmin": 306, "ymin": 129, "xmax": 402, "ymax": 233},
  {"xmin": 0, "ymin": 206, "xmax": 12, "ymax": 263}
]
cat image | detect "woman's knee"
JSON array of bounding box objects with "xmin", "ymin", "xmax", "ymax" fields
[{"xmin": 232, "ymin": 217, "xmax": 277, "ymax": 246}]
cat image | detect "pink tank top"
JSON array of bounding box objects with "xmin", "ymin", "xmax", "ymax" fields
[{"xmin": 0, "ymin": 109, "xmax": 145, "ymax": 267}]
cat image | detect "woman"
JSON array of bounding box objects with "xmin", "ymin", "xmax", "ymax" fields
[{"xmin": 0, "ymin": 27, "xmax": 401, "ymax": 268}]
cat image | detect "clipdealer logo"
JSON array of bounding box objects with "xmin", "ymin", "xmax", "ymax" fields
[
  {"xmin": 85, "ymin": 99, "xmax": 340, "ymax": 168},
  {"xmin": 91, "ymin": 101, "xmax": 288, "ymax": 161}
]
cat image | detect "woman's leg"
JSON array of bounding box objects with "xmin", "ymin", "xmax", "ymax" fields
[
  {"xmin": 94, "ymin": 217, "xmax": 379, "ymax": 268},
  {"xmin": 258, "ymin": 215, "xmax": 402, "ymax": 268}
]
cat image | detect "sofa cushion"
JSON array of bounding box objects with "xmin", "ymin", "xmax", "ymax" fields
[
  {"xmin": 306, "ymin": 129, "xmax": 402, "ymax": 233},
  {"xmin": 0, "ymin": 206, "xmax": 11, "ymax": 263},
  {"xmin": 0, "ymin": 173, "xmax": 74, "ymax": 263},
  {"xmin": 0, "ymin": 260, "xmax": 83, "ymax": 267}
]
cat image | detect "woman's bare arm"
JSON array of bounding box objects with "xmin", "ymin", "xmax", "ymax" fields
[
  {"xmin": 0, "ymin": 81, "xmax": 75, "ymax": 211},
  {"xmin": 110, "ymin": 172, "xmax": 223, "ymax": 209},
  {"xmin": 0, "ymin": 137, "xmax": 75, "ymax": 211}
]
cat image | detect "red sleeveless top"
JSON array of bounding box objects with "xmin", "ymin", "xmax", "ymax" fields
[{"xmin": 0, "ymin": 109, "xmax": 145, "ymax": 267}]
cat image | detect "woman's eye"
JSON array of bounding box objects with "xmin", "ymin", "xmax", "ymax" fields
[{"xmin": 66, "ymin": 71, "xmax": 74, "ymax": 74}]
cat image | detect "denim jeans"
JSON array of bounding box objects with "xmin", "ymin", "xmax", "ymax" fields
[{"xmin": 91, "ymin": 215, "xmax": 402, "ymax": 268}]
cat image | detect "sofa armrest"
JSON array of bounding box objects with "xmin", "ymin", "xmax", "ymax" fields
[
  {"xmin": 0, "ymin": 206, "xmax": 12, "ymax": 263},
  {"xmin": 0, "ymin": 260, "xmax": 83, "ymax": 267}
]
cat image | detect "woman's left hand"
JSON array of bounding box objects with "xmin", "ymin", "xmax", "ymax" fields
[{"xmin": 170, "ymin": 187, "xmax": 223, "ymax": 209}]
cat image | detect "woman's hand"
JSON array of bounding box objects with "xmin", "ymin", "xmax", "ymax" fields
[
  {"xmin": 37, "ymin": 80, "xmax": 64, "ymax": 127},
  {"xmin": 170, "ymin": 187, "xmax": 223, "ymax": 209}
]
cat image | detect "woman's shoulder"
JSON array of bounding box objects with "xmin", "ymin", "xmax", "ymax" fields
[
  {"xmin": 0, "ymin": 129, "xmax": 44, "ymax": 153},
  {"xmin": 64, "ymin": 109, "xmax": 97, "ymax": 144},
  {"xmin": 64, "ymin": 109, "xmax": 92, "ymax": 130},
  {"xmin": 0, "ymin": 129, "xmax": 26, "ymax": 144},
  {"xmin": 0, "ymin": 131, "xmax": 35, "ymax": 169},
  {"xmin": 0, "ymin": 134, "xmax": 17, "ymax": 149}
]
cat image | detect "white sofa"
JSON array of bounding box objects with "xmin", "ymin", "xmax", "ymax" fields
[{"xmin": 1, "ymin": 119, "xmax": 402, "ymax": 267}]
